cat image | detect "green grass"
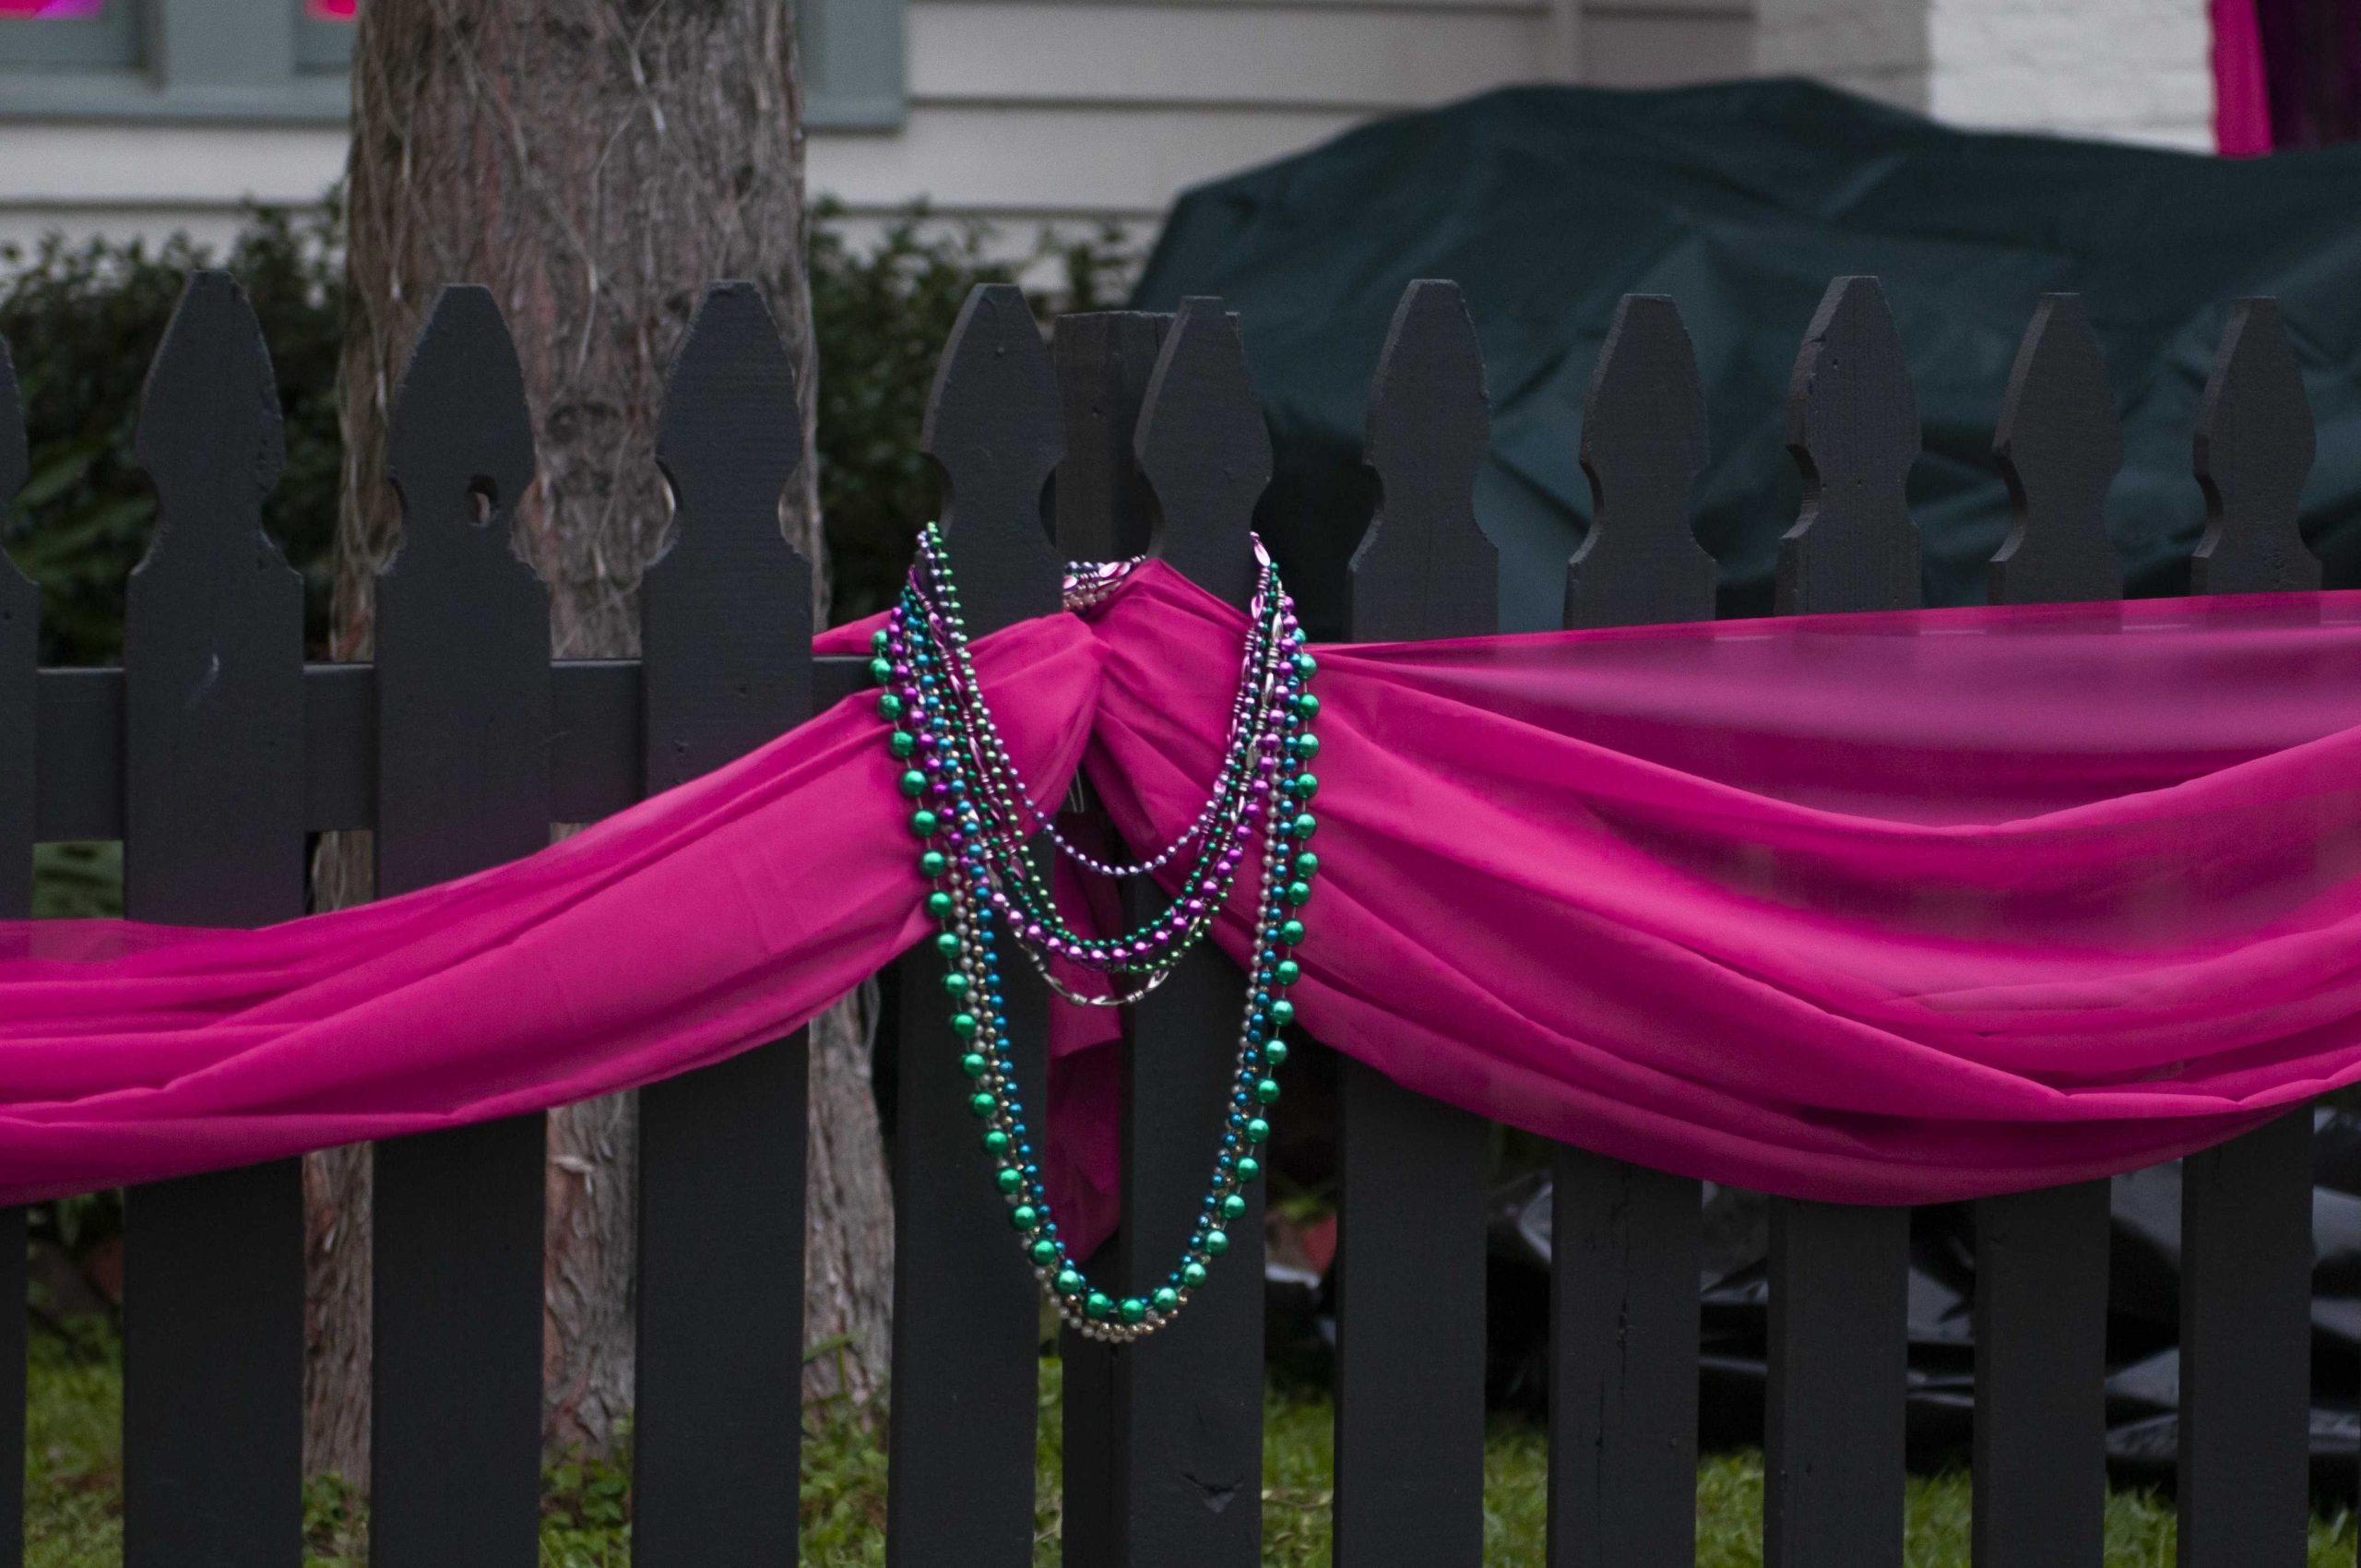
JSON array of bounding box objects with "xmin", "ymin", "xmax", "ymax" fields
[{"xmin": 18, "ymin": 1328, "xmax": 2359, "ymax": 1564}]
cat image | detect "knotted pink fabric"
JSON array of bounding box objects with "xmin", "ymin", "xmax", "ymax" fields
[{"xmin": 5, "ymin": 564, "xmax": 2361, "ymax": 1253}]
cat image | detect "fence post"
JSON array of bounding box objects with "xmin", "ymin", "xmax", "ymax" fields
[
  {"xmin": 120, "ymin": 270, "xmax": 308, "ymax": 1568},
  {"xmin": 2176, "ymin": 298, "xmax": 2317, "ymax": 1568},
  {"xmin": 367, "ymin": 285, "xmax": 551, "ymax": 1568},
  {"xmin": 1097, "ymin": 296, "xmax": 1270, "ymax": 1567},
  {"xmin": 1969, "ymin": 294, "xmax": 2121, "ymax": 1568},
  {"xmin": 1336, "ymin": 279, "xmax": 1495, "ymax": 1568},
  {"xmin": 1047, "ymin": 305, "xmax": 1169, "ymax": 1568},
  {"xmin": 1549, "ymin": 292, "xmax": 1712, "ymax": 1568},
  {"xmin": 1763, "ymin": 277, "xmax": 1916, "ymax": 1568},
  {"xmin": 0, "ymin": 332, "xmax": 33, "ymax": 1568},
  {"xmin": 886, "ymin": 282, "xmax": 1063, "ymax": 1568},
  {"xmin": 634, "ymin": 282, "xmax": 813, "ymax": 1568}
]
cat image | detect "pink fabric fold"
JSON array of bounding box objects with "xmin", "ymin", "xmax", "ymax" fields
[{"xmin": 6, "ymin": 564, "xmax": 2361, "ymax": 1252}]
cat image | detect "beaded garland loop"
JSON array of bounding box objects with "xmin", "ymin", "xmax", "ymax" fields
[{"xmin": 872, "ymin": 524, "xmax": 1320, "ymax": 1343}]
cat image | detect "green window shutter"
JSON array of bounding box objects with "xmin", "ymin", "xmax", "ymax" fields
[{"xmin": 803, "ymin": 0, "xmax": 907, "ymax": 131}]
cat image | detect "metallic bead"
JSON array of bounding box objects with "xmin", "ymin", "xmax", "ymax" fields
[
  {"xmin": 1086, "ymin": 1291, "xmax": 1114, "ymax": 1320},
  {"xmin": 877, "ymin": 692, "xmax": 905, "ymax": 720},
  {"xmin": 1204, "ymin": 1229, "xmax": 1230, "ymax": 1256},
  {"xmin": 960, "ymin": 1052, "xmax": 989, "ymax": 1079},
  {"xmin": 1291, "ymin": 812, "xmax": 1317, "ymax": 839},
  {"xmin": 1270, "ymin": 999, "xmax": 1295, "ymax": 1027},
  {"xmin": 995, "ymin": 1168, "xmax": 1023, "ymax": 1194},
  {"xmin": 910, "ymin": 809, "xmax": 940, "ymax": 837},
  {"xmin": 1153, "ymin": 1287, "xmax": 1180, "ymax": 1313},
  {"xmin": 1245, "ymin": 1118, "xmax": 1271, "ymax": 1143},
  {"xmin": 1182, "ymin": 1261, "xmax": 1208, "ymax": 1288},
  {"xmin": 1275, "ymin": 959, "xmax": 1300, "ymax": 986},
  {"xmin": 1010, "ymin": 1205, "xmax": 1039, "ymax": 1232},
  {"xmin": 1262, "ymin": 1040, "xmax": 1288, "ymax": 1068},
  {"xmin": 1278, "ymin": 919, "xmax": 1306, "ymax": 944},
  {"xmin": 1254, "ymin": 1078, "xmax": 1282, "ymax": 1105},
  {"xmin": 1237, "ymin": 1156, "xmax": 1263, "ymax": 1182},
  {"xmin": 869, "ymin": 657, "xmax": 894, "ymax": 683},
  {"xmin": 1056, "ymin": 1268, "xmax": 1086, "ymax": 1296},
  {"xmin": 1119, "ymin": 1297, "xmax": 1147, "ymax": 1325},
  {"xmin": 967, "ymin": 1092, "xmax": 997, "ymax": 1118},
  {"xmin": 1285, "ymin": 880, "xmax": 1312, "ymax": 906},
  {"xmin": 1220, "ymin": 1193, "xmax": 1248, "ymax": 1221},
  {"xmin": 888, "ymin": 730, "xmax": 918, "ymax": 758},
  {"xmin": 951, "ymin": 1013, "xmax": 979, "ymax": 1039},
  {"xmin": 984, "ymin": 1129, "xmax": 1012, "ymax": 1155},
  {"xmin": 898, "ymin": 768, "xmax": 929, "ymax": 798},
  {"xmin": 928, "ymin": 892, "xmax": 955, "ymax": 920},
  {"xmin": 1293, "ymin": 851, "xmax": 1318, "ymax": 878},
  {"xmin": 920, "ymin": 850, "xmax": 950, "ymax": 877}
]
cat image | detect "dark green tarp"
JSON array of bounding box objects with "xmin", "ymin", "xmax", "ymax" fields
[{"xmin": 1130, "ymin": 80, "xmax": 2361, "ymax": 635}]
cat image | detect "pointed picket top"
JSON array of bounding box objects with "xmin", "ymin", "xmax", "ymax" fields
[
  {"xmin": 0, "ymin": 335, "xmax": 32, "ymax": 918},
  {"xmin": 385, "ymin": 284, "xmax": 539, "ymax": 566},
  {"xmin": 2193, "ymin": 298, "xmax": 2319, "ymax": 595},
  {"xmin": 1347, "ymin": 279, "xmax": 1494, "ymax": 639},
  {"xmin": 132, "ymin": 270, "xmax": 287, "ymax": 554},
  {"xmin": 1569, "ymin": 294, "xmax": 1714, "ymax": 629},
  {"xmin": 0, "ymin": 335, "xmax": 30, "ymax": 608},
  {"xmin": 921, "ymin": 283, "xmax": 1062, "ymax": 634},
  {"xmin": 645, "ymin": 282, "xmax": 813, "ymax": 791},
  {"xmin": 1989, "ymin": 295, "xmax": 2122, "ymax": 606},
  {"xmin": 1779, "ymin": 276, "xmax": 1922, "ymax": 613},
  {"xmin": 656, "ymin": 282, "xmax": 804, "ymax": 527},
  {"xmin": 1136, "ymin": 297, "xmax": 1268, "ymax": 612}
]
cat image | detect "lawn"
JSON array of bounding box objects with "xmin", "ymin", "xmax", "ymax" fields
[{"xmin": 19, "ymin": 1325, "xmax": 2359, "ymax": 1565}]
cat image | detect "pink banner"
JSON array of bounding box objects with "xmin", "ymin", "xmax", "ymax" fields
[{"xmin": 6, "ymin": 566, "xmax": 2361, "ymax": 1252}]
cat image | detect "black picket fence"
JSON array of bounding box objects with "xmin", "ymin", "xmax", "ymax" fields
[{"xmin": 0, "ymin": 264, "xmax": 2332, "ymax": 1568}]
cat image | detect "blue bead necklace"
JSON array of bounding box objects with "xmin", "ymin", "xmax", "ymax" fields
[{"xmin": 872, "ymin": 526, "xmax": 1318, "ymax": 1341}]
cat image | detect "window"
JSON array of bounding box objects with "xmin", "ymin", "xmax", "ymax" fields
[{"xmin": 0, "ymin": 0, "xmax": 905, "ymax": 129}]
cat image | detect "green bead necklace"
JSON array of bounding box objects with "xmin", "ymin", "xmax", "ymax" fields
[{"xmin": 876, "ymin": 525, "xmax": 1318, "ymax": 1341}]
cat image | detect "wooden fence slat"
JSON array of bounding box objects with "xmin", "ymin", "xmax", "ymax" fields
[
  {"xmin": 0, "ymin": 332, "xmax": 33, "ymax": 1568},
  {"xmin": 1764, "ymin": 275, "xmax": 1917, "ymax": 1568},
  {"xmin": 1045, "ymin": 307, "xmax": 1163, "ymax": 1568},
  {"xmin": 1970, "ymin": 294, "xmax": 2122, "ymax": 1568},
  {"xmin": 119, "ymin": 271, "xmax": 307, "ymax": 1568},
  {"xmin": 1988, "ymin": 294, "xmax": 2124, "ymax": 606},
  {"xmin": 634, "ymin": 283, "xmax": 813, "ymax": 1568},
  {"xmin": 1080, "ymin": 297, "xmax": 1271, "ymax": 1568},
  {"xmin": 1334, "ymin": 279, "xmax": 1494, "ymax": 1568},
  {"xmin": 886, "ymin": 282, "xmax": 1063, "ymax": 1568},
  {"xmin": 368, "ymin": 285, "xmax": 550, "ymax": 1568},
  {"xmin": 2175, "ymin": 298, "xmax": 2318, "ymax": 1568},
  {"xmin": 1548, "ymin": 293, "xmax": 1711, "ymax": 1568}
]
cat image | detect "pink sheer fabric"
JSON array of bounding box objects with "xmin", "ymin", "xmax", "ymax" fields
[
  {"xmin": 4, "ymin": 563, "xmax": 2361, "ymax": 1253},
  {"xmin": 2214, "ymin": 0, "xmax": 2274, "ymax": 155}
]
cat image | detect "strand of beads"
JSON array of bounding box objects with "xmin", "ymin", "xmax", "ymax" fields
[
  {"xmin": 894, "ymin": 523, "xmax": 1300, "ymax": 981},
  {"xmin": 875, "ymin": 526, "xmax": 1322, "ymax": 1341}
]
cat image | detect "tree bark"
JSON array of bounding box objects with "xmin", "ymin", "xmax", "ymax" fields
[{"xmin": 307, "ymin": 0, "xmax": 892, "ymax": 1482}]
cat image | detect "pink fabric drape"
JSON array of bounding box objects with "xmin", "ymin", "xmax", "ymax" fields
[
  {"xmin": 2214, "ymin": 0, "xmax": 2273, "ymax": 155},
  {"xmin": 6, "ymin": 564, "xmax": 2361, "ymax": 1253}
]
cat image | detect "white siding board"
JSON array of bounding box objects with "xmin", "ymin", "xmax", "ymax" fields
[{"xmin": 909, "ymin": 2, "xmax": 1548, "ymax": 109}]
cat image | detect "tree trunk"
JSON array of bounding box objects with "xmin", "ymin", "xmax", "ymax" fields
[{"xmin": 306, "ymin": 0, "xmax": 893, "ymax": 1483}]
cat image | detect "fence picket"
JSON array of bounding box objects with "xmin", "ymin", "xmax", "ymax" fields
[
  {"xmin": 887, "ymin": 282, "xmax": 1063, "ymax": 1568},
  {"xmin": 368, "ymin": 285, "xmax": 550, "ymax": 1568},
  {"xmin": 2175, "ymin": 299, "xmax": 2318, "ymax": 1568},
  {"xmin": 1078, "ymin": 297, "xmax": 1272, "ymax": 1568},
  {"xmin": 1764, "ymin": 276, "xmax": 1916, "ymax": 1568},
  {"xmin": 119, "ymin": 271, "xmax": 307, "ymax": 1568},
  {"xmin": 0, "ymin": 334, "xmax": 32, "ymax": 1568},
  {"xmin": 1335, "ymin": 279, "xmax": 1494, "ymax": 1568},
  {"xmin": 1970, "ymin": 294, "xmax": 2122, "ymax": 1568},
  {"xmin": 1548, "ymin": 293, "xmax": 1710, "ymax": 1568},
  {"xmin": 634, "ymin": 282, "xmax": 813, "ymax": 1568}
]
